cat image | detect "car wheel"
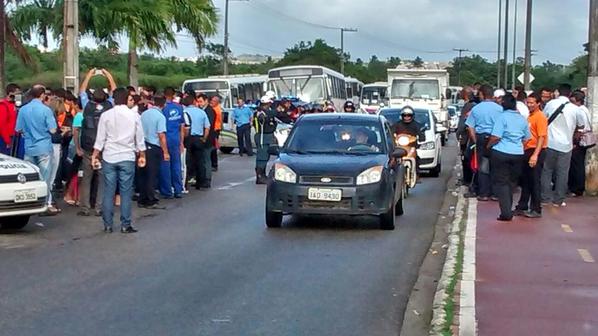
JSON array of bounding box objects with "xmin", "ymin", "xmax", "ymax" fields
[
  {"xmin": 0, "ymin": 215, "xmax": 30, "ymax": 230},
  {"xmin": 395, "ymin": 193, "xmax": 404, "ymax": 216},
  {"xmin": 430, "ymin": 160, "xmax": 441, "ymax": 177},
  {"xmin": 265, "ymin": 207, "xmax": 283, "ymax": 228},
  {"xmin": 379, "ymin": 203, "xmax": 395, "ymax": 230},
  {"xmin": 220, "ymin": 147, "xmax": 234, "ymax": 154}
]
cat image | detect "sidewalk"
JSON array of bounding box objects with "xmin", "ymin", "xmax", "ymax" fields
[{"xmin": 473, "ymin": 196, "xmax": 598, "ymax": 335}]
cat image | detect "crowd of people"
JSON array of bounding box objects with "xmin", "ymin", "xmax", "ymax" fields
[{"xmin": 457, "ymin": 83, "xmax": 594, "ymax": 221}]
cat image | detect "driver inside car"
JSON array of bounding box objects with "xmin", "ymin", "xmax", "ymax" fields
[{"xmin": 350, "ymin": 127, "xmax": 380, "ymax": 152}]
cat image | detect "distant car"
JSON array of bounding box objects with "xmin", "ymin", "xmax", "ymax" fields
[
  {"xmin": 265, "ymin": 113, "xmax": 407, "ymax": 230},
  {"xmin": 379, "ymin": 108, "xmax": 442, "ymax": 177},
  {"xmin": 447, "ymin": 105, "xmax": 459, "ymax": 132},
  {"xmin": 0, "ymin": 154, "xmax": 48, "ymax": 230}
]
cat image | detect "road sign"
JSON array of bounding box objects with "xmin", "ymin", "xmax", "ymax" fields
[{"xmin": 517, "ymin": 72, "xmax": 535, "ymax": 84}]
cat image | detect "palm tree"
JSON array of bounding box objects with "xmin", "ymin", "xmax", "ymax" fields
[{"xmin": 10, "ymin": 0, "xmax": 59, "ymax": 49}]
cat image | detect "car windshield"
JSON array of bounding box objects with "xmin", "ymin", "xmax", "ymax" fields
[
  {"xmin": 285, "ymin": 120, "xmax": 386, "ymax": 154},
  {"xmin": 269, "ymin": 77, "xmax": 325, "ymax": 103},
  {"xmin": 380, "ymin": 109, "xmax": 431, "ymax": 130},
  {"xmin": 361, "ymin": 86, "xmax": 387, "ymax": 105},
  {"xmin": 390, "ymin": 79, "xmax": 440, "ymax": 99}
]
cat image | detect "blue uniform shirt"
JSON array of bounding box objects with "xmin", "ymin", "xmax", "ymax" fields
[
  {"xmin": 232, "ymin": 105, "xmax": 253, "ymax": 126},
  {"xmin": 465, "ymin": 100, "xmax": 503, "ymax": 134},
  {"xmin": 184, "ymin": 106, "xmax": 211, "ymax": 136},
  {"xmin": 491, "ymin": 109, "xmax": 531, "ymax": 155},
  {"xmin": 141, "ymin": 107, "xmax": 167, "ymax": 146},
  {"xmin": 162, "ymin": 101, "xmax": 184, "ymax": 145},
  {"xmin": 15, "ymin": 98, "xmax": 57, "ymax": 157}
]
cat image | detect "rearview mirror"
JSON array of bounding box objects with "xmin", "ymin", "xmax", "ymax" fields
[
  {"xmin": 268, "ymin": 146, "xmax": 280, "ymax": 156},
  {"xmin": 391, "ymin": 148, "xmax": 407, "ymax": 158}
]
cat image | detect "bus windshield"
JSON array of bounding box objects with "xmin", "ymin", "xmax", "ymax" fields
[
  {"xmin": 269, "ymin": 77, "xmax": 325, "ymax": 103},
  {"xmin": 391, "ymin": 79, "xmax": 440, "ymax": 100},
  {"xmin": 183, "ymin": 80, "xmax": 229, "ymax": 92},
  {"xmin": 361, "ymin": 86, "xmax": 387, "ymax": 105}
]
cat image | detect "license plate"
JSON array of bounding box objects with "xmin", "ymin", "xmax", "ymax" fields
[
  {"xmin": 307, "ymin": 188, "xmax": 342, "ymax": 202},
  {"xmin": 14, "ymin": 189, "xmax": 37, "ymax": 203}
]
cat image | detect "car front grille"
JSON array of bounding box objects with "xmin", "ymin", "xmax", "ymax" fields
[
  {"xmin": 0, "ymin": 173, "xmax": 40, "ymax": 184},
  {"xmin": 0, "ymin": 198, "xmax": 46, "ymax": 211},
  {"xmin": 419, "ymin": 158, "xmax": 435, "ymax": 165},
  {"xmin": 299, "ymin": 176, "xmax": 354, "ymax": 185},
  {"xmin": 297, "ymin": 196, "xmax": 352, "ymax": 210}
]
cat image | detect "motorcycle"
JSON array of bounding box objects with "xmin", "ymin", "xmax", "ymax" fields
[{"xmin": 395, "ymin": 133, "xmax": 418, "ymax": 196}]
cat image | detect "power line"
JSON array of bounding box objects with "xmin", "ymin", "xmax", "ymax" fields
[{"xmin": 247, "ymin": 1, "xmax": 339, "ymax": 30}]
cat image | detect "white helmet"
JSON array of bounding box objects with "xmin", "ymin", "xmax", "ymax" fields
[
  {"xmin": 260, "ymin": 95, "xmax": 273, "ymax": 104},
  {"xmin": 265, "ymin": 90, "xmax": 276, "ymax": 100}
]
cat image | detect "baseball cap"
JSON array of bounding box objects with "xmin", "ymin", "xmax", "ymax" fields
[{"xmin": 493, "ymin": 89, "xmax": 506, "ymax": 98}]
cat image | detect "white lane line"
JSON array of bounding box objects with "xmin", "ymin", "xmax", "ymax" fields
[
  {"xmin": 460, "ymin": 198, "xmax": 477, "ymax": 336},
  {"xmin": 215, "ymin": 176, "xmax": 256, "ymax": 190},
  {"xmin": 561, "ymin": 224, "xmax": 573, "ymax": 233},
  {"xmin": 578, "ymin": 249, "xmax": 596, "ymax": 263}
]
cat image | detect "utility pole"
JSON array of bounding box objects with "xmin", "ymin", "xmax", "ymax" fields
[
  {"xmin": 523, "ymin": 0, "xmax": 533, "ymax": 91},
  {"xmin": 511, "ymin": 0, "xmax": 518, "ymax": 90},
  {"xmin": 587, "ymin": 0, "xmax": 598, "ymax": 194},
  {"xmin": 223, "ymin": 0, "xmax": 230, "ymax": 75},
  {"xmin": 340, "ymin": 28, "xmax": 357, "ymax": 75},
  {"xmin": 453, "ymin": 48, "xmax": 469, "ymax": 86},
  {"xmin": 503, "ymin": 0, "xmax": 510, "ymax": 89},
  {"xmin": 497, "ymin": 0, "xmax": 503, "ymax": 88},
  {"xmin": 63, "ymin": 0, "xmax": 79, "ymax": 92}
]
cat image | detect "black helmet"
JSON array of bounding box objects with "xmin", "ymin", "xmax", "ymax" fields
[
  {"xmin": 343, "ymin": 100, "xmax": 355, "ymax": 111},
  {"xmin": 401, "ymin": 106, "xmax": 415, "ymax": 116}
]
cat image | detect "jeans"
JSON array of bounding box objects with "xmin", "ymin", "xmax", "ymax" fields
[
  {"xmin": 568, "ymin": 146, "xmax": 587, "ymax": 196},
  {"xmin": 101, "ymin": 160, "xmax": 136, "ymax": 229},
  {"xmin": 236, "ymin": 124, "xmax": 253, "ymax": 155},
  {"xmin": 49, "ymin": 143, "xmax": 61, "ymax": 196},
  {"xmin": 541, "ymin": 148, "xmax": 572, "ymax": 204},
  {"xmin": 189, "ymin": 136, "xmax": 212, "ymax": 187},
  {"xmin": 516, "ymin": 148, "xmax": 546, "ymax": 213},
  {"xmin": 211, "ymin": 131, "xmax": 220, "ymax": 168},
  {"xmin": 138, "ymin": 143, "xmax": 162, "ymax": 206},
  {"xmin": 80, "ymin": 152, "xmax": 104, "ymax": 211},
  {"xmin": 491, "ymin": 149, "xmax": 524, "ymax": 219},
  {"xmin": 25, "ymin": 153, "xmax": 53, "ymax": 205},
  {"xmin": 159, "ymin": 143, "xmax": 183, "ymax": 197}
]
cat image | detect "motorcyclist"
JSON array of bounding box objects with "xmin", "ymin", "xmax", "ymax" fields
[
  {"xmin": 392, "ymin": 106, "xmax": 423, "ymax": 140},
  {"xmin": 343, "ymin": 101, "xmax": 356, "ymax": 113}
]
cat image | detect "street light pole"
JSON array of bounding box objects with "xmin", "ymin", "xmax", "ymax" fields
[
  {"xmin": 523, "ymin": 0, "xmax": 533, "ymax": 91},
  {"xmin": 63, "ymin": 0, "xmax": 79, "ymax": 92},
  {"xmin": 586, "ymin": 0, "xmax": 598, "ymax": 194},
  {"xmin": 223, "ymin": 0, "xmax": 230, "ymax": 75},
  {"xmin": 497, "ymin": 0, "xmax": 503, "ymax": 88},
  {"xmin": 453, "ymin": 48, "xmax": 470, "ymax": 86},
  {"xmin": 340, "ymin": 28, "xmax": 357, "ymax": 75},
  {"xmin": 503, "ymin": 0, "xmax": 510, "ymax": 89},
  {"xmin": 511, "ymin": 0, "xmax": 518, "ymax": 90}
]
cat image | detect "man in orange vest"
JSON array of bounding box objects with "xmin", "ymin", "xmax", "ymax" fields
[{"xmin": 209, "ymin": 95, "xmax": 223, "ymax": 171}]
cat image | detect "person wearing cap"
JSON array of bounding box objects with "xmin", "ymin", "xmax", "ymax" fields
[
  {"xmin": 343, "ymin": 100, "xmax": 356, "ymax": 113},
  {"xmin": 253, "ymin": 95, "xmax": 277, "ymax": 184},
  {"xmin": 493, "ymin": 89, "xmax": 506, "ymax": 105},
  {"xmin": 465, "ymin": 84, "xmax": 503, "ymax": 201}
]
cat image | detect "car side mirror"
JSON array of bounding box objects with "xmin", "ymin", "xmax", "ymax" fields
[
  {"xmin": 391, "ymin": 148, "xmax": 407, "ymax": 158},
  {"xmin": 268, "ymin": 146, "xmax": 280, "ymax": 156}
]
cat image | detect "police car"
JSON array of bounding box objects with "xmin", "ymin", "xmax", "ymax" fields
[{"xmin": 0, "ymin": 154, "xmax": 48, "ymax": 230}]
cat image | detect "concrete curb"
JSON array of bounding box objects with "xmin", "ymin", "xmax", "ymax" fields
[{"xmin": 428, "ymin": 186, "xmax": 467, "ymax": 335}]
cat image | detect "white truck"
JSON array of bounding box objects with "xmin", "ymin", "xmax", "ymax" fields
[{"xmin": 387, "ymin": 65, "xmax": 450, "ymax": 145}]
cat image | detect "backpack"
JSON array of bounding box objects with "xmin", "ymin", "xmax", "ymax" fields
[{"xmin": 80, "ymin": 100, "xmax": 112, "ymax": 151}]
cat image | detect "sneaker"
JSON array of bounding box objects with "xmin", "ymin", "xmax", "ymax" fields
[
  {"xmin": 525, "ymin": 211, "xmax": 542, "ymax": 218},
  {"xmin": 121, "ymin": 226, "xmax": 138, "ymax": 234},
  {"xmin": 477, "ymin": 196, "xmax": 490, "ymax": 202},
  {"xmin": 553, "ymin": 202, "xmax": 566, "ymax": 208},
  {"xmin": 181, "ymin": 189, "xmax": 190, "ymax": 194},
  {"xmin": 77, "ymin": 209, "xmax": 91, "ymax": 216},
  {"xmin": 497, "ymin": 216, "xmax": 513, "ymax": 222},
  {"xmin": 104, "ymin": 227, "xmax": 113, "ymax": 233},
  {"xmin": 513, "ymin": 209, "xmax": 526, "ymax": 217},
  {"xmin": 145, "ymin": 204, "xmax": 167, "ymax": 210}
]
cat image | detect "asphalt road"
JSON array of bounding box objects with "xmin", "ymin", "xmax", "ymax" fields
[{"xmin": 0, "ymin": 144, "xmax": 457, "ymax": 336}]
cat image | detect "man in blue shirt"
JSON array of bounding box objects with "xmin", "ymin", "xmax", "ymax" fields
[
  {"xmin": 465, "ymin": 84, "xmax": 503, "ymax": 200},
  {"xmin": 139, "ymin": 95, "xmax": 169, "ymax": 208},
  {"xmin": 182, "ymin": 94, "xmax": 211, "ymax": 190},
  {"xmin": 15, "ymin": 85, "xmax": 58, "ymax": 211},
  {"xmin": 159, "ymin": 87, "xmax": 185, "ymax": 199},
  {"xmin": 232, "ymin": 98, "xmax": 254, "ymax": 156},
  {"xmin": 487, "ymin": 94, "xmax": 531, "ymax": 221}
]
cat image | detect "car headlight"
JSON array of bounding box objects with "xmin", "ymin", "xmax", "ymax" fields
[
  {"xmin": 420, "ymin": 141, "xmax": 436, "ymax": 150},
  {"xmin": 398, "ymin": 136, "xmax": 410, "ymax": 146},
  {"xmin": 356, "ymin": 166, "xmax": 383, "ymax": 185},
  {"xmin": 274, "ymin": 163, "xmax": 297, "ymax": 183}
]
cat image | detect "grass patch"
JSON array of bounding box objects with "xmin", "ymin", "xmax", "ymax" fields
[{"xmin": 441, "ymin": 207, "xmax": 467, "ymax": 336}]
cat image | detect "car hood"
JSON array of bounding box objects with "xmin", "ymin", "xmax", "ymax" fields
[
  {"xmin": 0, "ymin": 154, "xmax": 39, "ymax": 176},
  {"xmin": 278, "ymin": 153, "xmax": 388, "ymax": 176}
]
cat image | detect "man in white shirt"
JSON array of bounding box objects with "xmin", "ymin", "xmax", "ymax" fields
[
  {"xmin": 540, "ymin": 84, "xmax": 587, "ymax": 207},
  {"xmin": 92, "ymin": 88, "xmax": 146, "ymax": 233}
]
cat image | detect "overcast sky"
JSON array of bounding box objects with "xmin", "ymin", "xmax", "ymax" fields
[{"xmin": 78, "ymin": 0, "xmax": 590, "ymax": 65}]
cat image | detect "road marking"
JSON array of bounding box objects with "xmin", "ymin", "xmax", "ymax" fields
[
  {"xmin": 460, "ymin": 198, "xmax": 477, "ymax": 336},
  {"xmin": 561, "ymin": 224, "xmax": 573, "ymax": 233},
  {"xmin": 216, "ymin": 176, "xmax": 256, "ymax": 190},
  {"xmin": 577, "ymin": 249, "xmax": 595, "ymax": 263}
]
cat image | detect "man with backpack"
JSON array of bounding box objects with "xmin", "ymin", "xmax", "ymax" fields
[{"xmin": 76, "ymin": 69, "xmax": 115, "ymax": 216}]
